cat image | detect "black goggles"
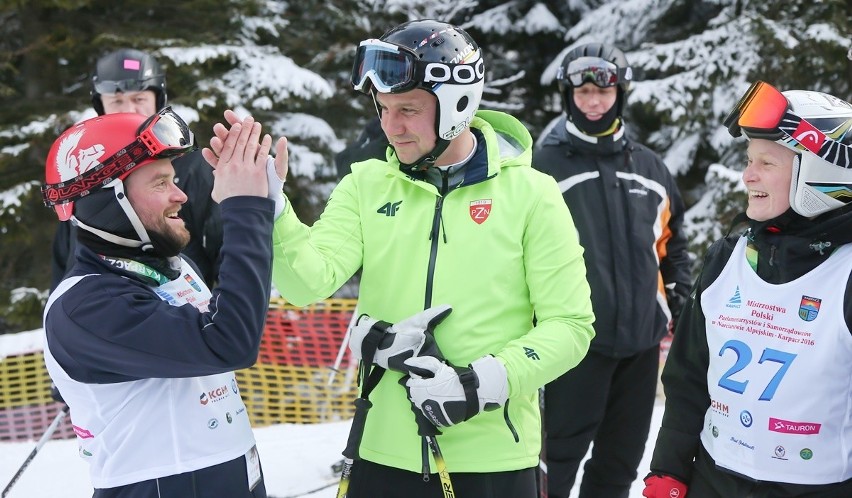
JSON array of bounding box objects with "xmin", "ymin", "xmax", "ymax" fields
[
  {"xmin": 351, "ymin": 39, "xmax": 420, "ymax": 94},
  {"xmin": 561, "ymin": 57, "xmax": 630, "ymax": 88},
  {"xmin": 723, "ymin": 80, "xmax": 852, "ymax": 168},
  {"xmin": 42, "ymin": 106, "xmax": 194, "ymax": 207},
  {"xmin": 93, "ymin": 77, "xmax": 159, "ymax": 95}
]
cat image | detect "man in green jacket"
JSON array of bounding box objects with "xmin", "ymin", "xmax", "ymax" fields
[{"xmin": 207, "ymin": 19, "xmax": 595, "ymax": 498}]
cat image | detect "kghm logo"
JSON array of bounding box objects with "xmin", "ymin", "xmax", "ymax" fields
[
  {"xmin": 200, "ymin": 385, "xmax": 230, "ymax": 405},
  {"xmin": 377, "ymin": 200, "xmax": 402, "ymax": 217},
  {"xmin": 726, "ymin": 287, "xmax": 742, "ymax": 308}
]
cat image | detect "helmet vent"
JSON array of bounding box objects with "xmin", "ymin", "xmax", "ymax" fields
[{"xmin": 457, "ymin": 96, "xmax": 469, "ymax": 112}]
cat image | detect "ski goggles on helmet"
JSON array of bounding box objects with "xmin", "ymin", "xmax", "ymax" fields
[
  {"xmin": 93, "ymin": 77, "xmax": 158, "ymax": 95},
  {"xmin": 724, "ymin": 80, "xmax": 852, "ymax": 167},
  {"xmin": 723, "ymin": 80, "xmax": 795, "ymax": 140},
  {"xmin": 351, "ymin": 39, "xmax": 420, "ymax": 94},
  {"xmin": 560, "ymin": 57, "xmax": 631, "ymax": 88},
  {"xmin": 42, "ymin": 106, "xmax": 194, "ymax": 208}
]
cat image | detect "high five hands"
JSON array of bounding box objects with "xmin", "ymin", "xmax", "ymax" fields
[{"xmin": 202, "ymin": 110, "xmax": 289, "ymax": 203}]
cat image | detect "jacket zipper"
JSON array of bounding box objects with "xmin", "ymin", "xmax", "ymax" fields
[{"xmin": 424, "ymin": 170, "xmax": 449, "ymax": 309}]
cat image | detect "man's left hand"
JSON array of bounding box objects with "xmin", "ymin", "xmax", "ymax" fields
[{"xmin": 402, "ymin": 355, "xmax": 509, "ymax": 428}]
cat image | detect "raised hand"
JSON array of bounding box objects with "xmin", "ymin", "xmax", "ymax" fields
[
  {"xmin": 205, "ymin": 110, "xmax": 289, "ymax": 185},
  {"xmin": 202, "ymin": 113, "xmax": 271, "ymax": 202}
]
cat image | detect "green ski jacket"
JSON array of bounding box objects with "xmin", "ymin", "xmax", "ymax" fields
[{"xmin": 271, "ymin": 110, "xmax": 595, "ymax": 473}]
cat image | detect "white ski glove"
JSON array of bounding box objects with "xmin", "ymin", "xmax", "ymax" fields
[
  {"xmin": 348, "ymin": 304, "xmax": 452, "ymax": 372},
  {"xmin": 266, "ymin": 156, "xmax": 286, "ymax": 219},
  {"xmin": 403, "ymin": 355, "xmax": 509, "ymax": 428}
]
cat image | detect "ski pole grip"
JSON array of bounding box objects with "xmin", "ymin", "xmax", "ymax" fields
[
  {"xmin": 412, "ymin": 403, "xmax": 440, "ymax": 437},
  {"xmin": 342, "ymin": 397, "xmax": 372, "ymax": 460}
]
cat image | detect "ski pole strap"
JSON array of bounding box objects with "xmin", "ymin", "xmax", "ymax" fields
[
  {"xmin": 360, "ymin": 319, "xmax": 391, "ymax": 368},
  {"xmin": 455, "ymin": 365, "xmax": 480, "ymax": 422}
]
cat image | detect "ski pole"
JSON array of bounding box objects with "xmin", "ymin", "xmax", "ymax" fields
[
  {"xmin": 411, "ymin": 408, "xmax": 455, "ymax": 498},
  {"xmin": 2, "ymin": 404, "xmax": 69, "ymax": 498},
  {"xmin": 335, "ymin": 397, "xmax": 371, "ymax": 498},
  {"xmin": 328, "ymin": 305, "xmax": 359, "ymax": 386}
]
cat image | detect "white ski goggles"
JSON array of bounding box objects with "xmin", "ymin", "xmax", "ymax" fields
[{"xmin": 351, "ymin": 39, "xmax": 421, "ymax": 94}]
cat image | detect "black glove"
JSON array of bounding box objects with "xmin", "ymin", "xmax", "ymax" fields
[
  {"xmin": 402, "ymin": 355, "xmax": 509, "ymax": 428},
  {"xmin": 50, "ymin": 383, "xmax": 66, "ymax": 404},
  {"xmin": 665, "ymin": 283, "xmax": 689, "ymax": 333},
  {"xmin": 348, "ymin": 304, "xmax": 451, "ymax": 372}
]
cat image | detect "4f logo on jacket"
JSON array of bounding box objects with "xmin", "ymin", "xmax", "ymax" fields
[
  {"xmin": 378, "ymin": 201, "xmax": 403, "ymax": 217},
  {"xmin": 470, "ymin": 199, "xmax": 492, "ymax": 224}
]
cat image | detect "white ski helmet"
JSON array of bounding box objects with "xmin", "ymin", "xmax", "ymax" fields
[{"xmin": 725, "ymin": 81, "xmax": 852, "ymax": 218}]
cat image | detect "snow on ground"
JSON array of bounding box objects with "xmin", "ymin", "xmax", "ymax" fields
[{"xmin": 1, "ymin": 400, "xmax": 663, "ymax": 497}]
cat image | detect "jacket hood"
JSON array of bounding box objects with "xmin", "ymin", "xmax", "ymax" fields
[{"xmin": 472, "ymin": 109, "xmax": 532, "ymax": 175}]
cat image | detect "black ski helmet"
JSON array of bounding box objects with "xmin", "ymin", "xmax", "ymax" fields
[
  {"xmin": 557, "ymin": 43, "xmax": 632, "ymax": 134},
  {"xmin": 91, "ymin": 48, "xmax": 167, "ymax": 115}
]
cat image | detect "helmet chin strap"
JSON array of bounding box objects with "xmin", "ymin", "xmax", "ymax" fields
[
  {"xmin": 400, "ymin": 139, "xmax": 450, "ymax": 172},
  {"xmin": 72, "ymin": 181, "xmax": 154, "ymax": 252}
]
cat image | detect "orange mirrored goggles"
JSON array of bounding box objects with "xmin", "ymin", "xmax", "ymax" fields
[{"xmin": 723, "ymin": 80, "xmax": 792, "ymax": 140}]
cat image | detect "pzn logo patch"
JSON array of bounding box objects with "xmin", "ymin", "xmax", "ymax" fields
[{"xmin": 469, "ymin": 199, "xmax": 491, "ymax": 224}]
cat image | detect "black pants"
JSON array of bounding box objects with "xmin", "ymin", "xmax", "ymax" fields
[
  {"xmin": 544, "ymin": 346, "xmax": 659, "ymax": 498},
  {"xmin": 689, "ymin": 445, "xmax": 852, "ymax": 497},
  {"xmin": 347, "ymin": 459, "xmax": 537, "ymax": 498},
  {"xmin": 92, "ymin": 452, "xmax": 266, "ymax": 498}
]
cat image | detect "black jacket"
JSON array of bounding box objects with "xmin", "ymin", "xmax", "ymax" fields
[
  {"xmin": 533, "ymin": 117, "xmax": 691, "ymax": 357},
  {"xmin": 50, "ymin": 150, "xmax": 222, "ymax": 290},
  {"xmin": 650, "ymin": 206, "xmax": 852, "ymax": 489}
]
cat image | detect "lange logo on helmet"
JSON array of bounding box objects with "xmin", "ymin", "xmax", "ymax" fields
[
  {"xmin": 469, "ymin": 199, "xmax": 492, "ymax": 224},
  {"xmin": 792, "ymin": 120, "xmax": 825, "ymax": 154},
  {"xmin": 43, "ymin": 142, "xmax": 145, "ymax": 205},
  {"xmin": 424, "ymin": 57, "xmax": 484, "ymax": 85}
]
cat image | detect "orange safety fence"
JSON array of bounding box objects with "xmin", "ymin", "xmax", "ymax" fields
[{"xmin": 0, "ymin": 298, "xmax": 359, "ymax": 442}]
